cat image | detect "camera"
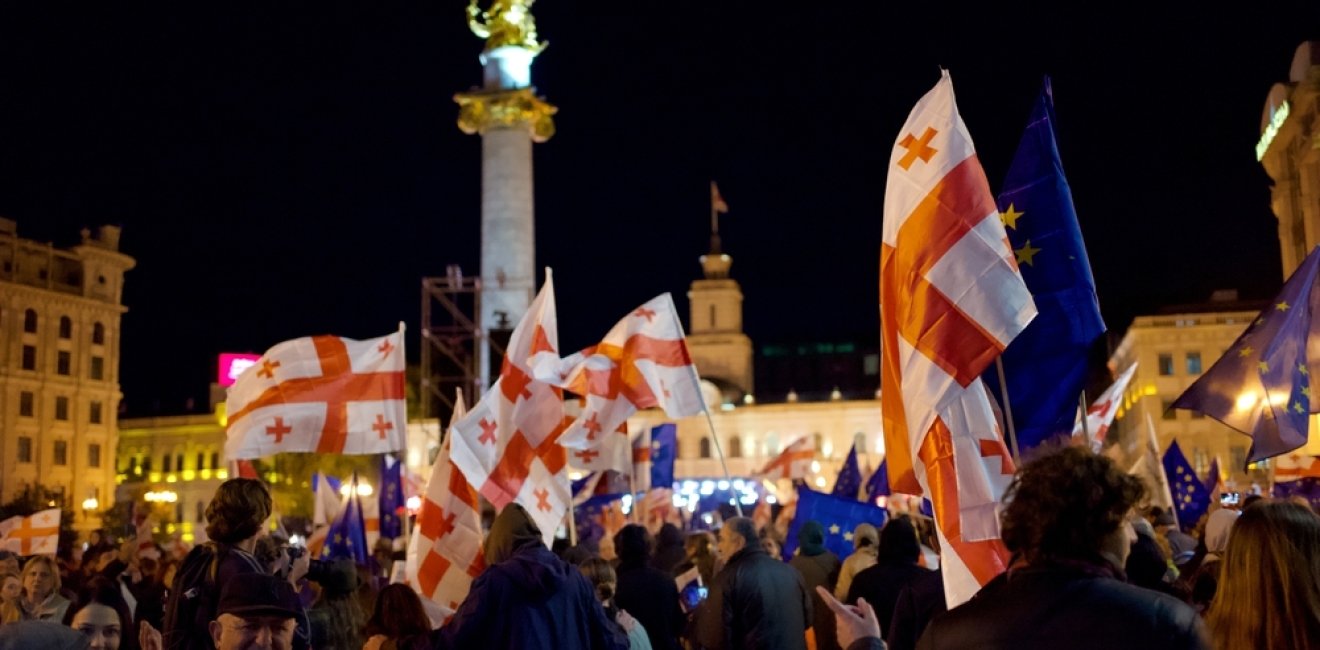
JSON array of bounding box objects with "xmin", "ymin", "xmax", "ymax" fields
[{"xmin": 283, "ymin": 545, "xmax": 329, "ymax": 583}]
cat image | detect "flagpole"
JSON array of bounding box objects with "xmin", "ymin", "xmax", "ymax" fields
[
  {"xmin": 994, "ymin": 358, "xmax": 1023, "ymax": 464},
  {"xmin": 702, "ymin": 407, "xmax": 744, "ymax": 517},
  {"xmin": 1078, "ymin": 390, "xmax": 1093, "ymax": 448},
  {"xmin": 628, "ymin": 470, "xmax": 638, "ymax": 525},
  {"xmin": 567, "ymin": 502, "xmax": 578, "ymax": 547}
]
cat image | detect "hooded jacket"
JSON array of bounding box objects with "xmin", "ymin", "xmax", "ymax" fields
[{"xmin": 419, "ymin": 504, "xmax": 629, "ymax": 650}]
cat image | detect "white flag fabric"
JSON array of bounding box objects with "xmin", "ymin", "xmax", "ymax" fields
[
  {"xmin": 756, "ymin": 436, "xmax": 815, "ymax": 480},
  {"xmin": 880, "ymin": 71, "xmax": 1037, "ymax": 608},
  {"xmin": 1131, "ymin": 412, "xmax": 1177, "ymax": 522},
  {"xmin": 312, "ymin": 473, "xmax": 342, "ymax": 528},
  {"xmin": 405, "ymin": 391, "xmax": 485, "ymax": 616},
  {"xmin": 1074, "ymin": 363, "xmax": 1138, "ymax": 449},
  {"xmin": 225, "ymin": 325, "xmax": 407, "ymax": 459},
  {"xmin": 0, "ymin": 509, "xmax": 60, "ymax": 556},
  {"xmin": 538, "ymin": 293, "xmax": 704, "ymax": 475},
  {"xmin": 450, "ymin": 271, "xmax": 569, "ymax": 546}
]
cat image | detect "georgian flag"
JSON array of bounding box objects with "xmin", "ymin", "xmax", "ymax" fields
[
  {"xmin": 225, "ymin": 325, "xmax": 407, "ymax": 459},
  {"xmin": 0, "ymin": 509, "xmax": 60, "ymax": 556},
  {"xmin": 756, "ymin": 436, "xmax": 815, "ymax": 480},
  {"xmin": 880, "ymin": 71, "xmax": 1037, "ymax": 607},
  {"xmin": 1073, "ymin": 363, "xmax": 1138, "ymax": 449}
]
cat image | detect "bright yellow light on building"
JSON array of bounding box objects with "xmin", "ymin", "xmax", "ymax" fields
[
  {"xmin": 149, "ymin": 472, "xmax": 162, "ymax": 483},
  {"xmin": 183, "ymin": 470, "xmax": 196, "ymax": 481},
  {"xmin": 165, "ymin": 474, "xmax": 177, "ymax": 483},
  {"xmin": 201, "ymin": 469, "xmax": 212, "ymax": 480},
  {"xmin": 217, "ymin": 469, "xmax": 229, "ymax": 480},
  {"xmin": 1236, "ymin": 392, "xmax": 1259, "ymax": 411},
  {"xmin": 215, "ymin": 402, "xmax": 228, "ymax": 427}
]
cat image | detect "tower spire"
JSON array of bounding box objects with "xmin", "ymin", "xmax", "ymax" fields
[{"xmin": 703, "ymin": 181, "xmax": 731, "ymax": 279}]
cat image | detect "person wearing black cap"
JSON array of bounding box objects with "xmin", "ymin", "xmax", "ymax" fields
[
  {"xmin": 416, "ymin": 503, "xmax": 628, "ymax": 650},
  {"xmin": 209, "ymin": 573, "xmax": 302, "ymax": 650}
]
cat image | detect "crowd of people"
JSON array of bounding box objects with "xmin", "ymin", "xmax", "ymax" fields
[{"xmin": 1, "ymin": 446, "xmax": 1318, "ymax": 649}]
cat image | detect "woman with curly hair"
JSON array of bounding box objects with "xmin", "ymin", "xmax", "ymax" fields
[
  {"xmin": 1206, "ymin": 501, "xmax": 1320, "ymax": 649},
  {"xmin": 915, "ymin": 446, "xmax": 1210, "ymax": 649}
]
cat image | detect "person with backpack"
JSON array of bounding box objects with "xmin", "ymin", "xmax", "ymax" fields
[{"xmin": 159, "ymin": 478, "xmax": 309, "ymax": 650}]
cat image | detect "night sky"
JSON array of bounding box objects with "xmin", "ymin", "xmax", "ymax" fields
[{"xmin": 1, "ymin": 3, "xmax": 1317, "ymax": 415}]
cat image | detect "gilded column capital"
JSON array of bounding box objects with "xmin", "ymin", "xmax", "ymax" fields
[{"xmin": 454, "ymin": 88, "xmax": 557, "ymax": 142}]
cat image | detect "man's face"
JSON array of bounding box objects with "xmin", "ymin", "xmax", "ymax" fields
[
  {"xmin": 717, "ymin": 526, "xmax": 744, "ymax": 560},
  {"xmin": 209, "ymin": 613, "xmax": 296, "ymax": 650}
]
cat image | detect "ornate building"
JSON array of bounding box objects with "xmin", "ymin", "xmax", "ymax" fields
[
  {"xmin": 0, "ymin": 219, "xmax": 134, "ymax": 532},
  {"xmin": 1259, "ymin": 41, "xmax": 1320, "ymax": 278}
]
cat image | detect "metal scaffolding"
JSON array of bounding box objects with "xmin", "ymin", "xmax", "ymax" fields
[{"xmin": 420, "ymin": 265, "xmax": 500, "ymax": 428}]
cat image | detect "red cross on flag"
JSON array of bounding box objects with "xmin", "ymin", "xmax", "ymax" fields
[
  {"xmin": 756, "ymin": 436, "xmax": 815, "ymax": 480},
  {"xmin": 538, "ymin": 293, "xmax": 704, "ymax": 475},
  {"xmin": 880, "ymin": 71, "xmax": 1037, "ymax": 608},
  {"xmin": 405, "ymin": 392, "xmax": 485, "ymax": 617},
  {"xmin": 450, "ymin": 271, "xmax": 569, "ymax": 546},
  {"xmin": 1276, "ymin": 452, "xmax": 1320, "ymax": 481},
  {"xmin": 1072, "ymin": 363, "xmax": 1137, "ymax": 450},
  {"xmin": 225, "ymin": 324, "xmax": 407, "ymax": 459},
  {"xmin": 0, "ymin": 509, "xmax": 60, "ymax": 556}
]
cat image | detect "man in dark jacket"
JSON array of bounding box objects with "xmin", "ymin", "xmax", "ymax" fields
[
  {"xmin": 614, "ymin": 524, "xmax": 685, "ymax": 650},
  {"xmin": 694, "ymin": 516, "xmax": 811, "ymax": 650},
  {"xmin": 846, "ymin": 516, "xmax": 929, "ymax": 633},
  {"xmin": 421, "ymin": 503, "xmax": 629, "ymax": 650},
  {"xmin": 788, "ymin": 521, "xmax": 841, "ymax": 650},
  {"xmin": 915, "ymin": 447, "xmax": 1210, "ymax": 649}
]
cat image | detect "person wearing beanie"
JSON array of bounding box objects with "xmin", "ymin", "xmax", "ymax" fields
[{"xmin": 789, "ymin": 520, "xmax": 842, "ymax": 650}]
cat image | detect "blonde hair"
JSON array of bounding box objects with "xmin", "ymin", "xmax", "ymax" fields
[
  {"xmin": 21, "ymin": 555, "xmax": 61, "ymax": 595},
  {"xmin": 1206, "ymin": 502, "xmax": 1320, "ymax": 649}
]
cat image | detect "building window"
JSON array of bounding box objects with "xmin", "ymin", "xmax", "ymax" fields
[
  {"xmin": 88, "ymin": 444, "xmax": 101, "ymax": 468},
  {"xmin": 163, "ymin": 455, "xmax": 172, "ymax": 472},
  {"xmin": 728, "ymin": 436, "xmax": 742, "ymax": 458},
  {"xmin": 58, "ymin": 316, "xmax": 72, "ymax": 339},
  {"xmin": 54, "ymin": 441, "xmax": 68, "ymax": 466},
  {"xmin": 1192, "ymin": 447, "xmax": 1208, "ymax": 475},
  {"xmin": 176, "ymin": 502, "xmax": 184, "ymax": 523},
  {"xmin": 196, "ymin": 453, "xmax": 205, "ymax": 471},
  {"xmin": 90, "ymin": 401, "xmax": 102, "ymax": 424},
  {"xmin": 90, "ymin": 357, "xmax": 104, "ymax": 380},
  {"xmin": 699, "ymin": 437, "xmax": 712, "ymax": 459},
  {"xmin": 21, "ymin": 345, "xmax": 35, "ymax": 371},
  {"xmin": 23, "ymin": 309, "xmax": 36, "ymax": 333},
  {"xmin": 57, "ymin": 351, "xmax": 71, "ymax": 376},
  {"xmin": 1186, "ymin": 352, "xmax": 1202, "ymax": 375},
  {"xmin": 1158, "ymin": 353, "xmax": 1175, "ymax": 376},
  {"xmin": 709, "ymin": 305, "xmax": 717, "ymax": 329},
  {"xmin": 1231, "ymin": 446, "xmax": 1247, "ymax": 472},
  {"xmin": 1161, "ymin": 399, "xmax": 1177, "ymax": 420},
  {"xmin": 210, "ymin": 452, "xmax": 219, "ymax": 470},
  {"xmin": 19, "ymin": 392, "xmax": 34, "ymax": 417},
  {"xmin": 176, "ymin": 454, "xmax": 184, "ymax": 472},
  {"xmin": 55, "ymin": 396, "xmax": 69, "ymax": 421},
  {"xmin": 17, "ymin": 437, "xmax": 32, "ymax": 463},
  {"xmin": 92, "ymin": 322, "xmax": 105, "ymax": 345},
  {"xmin": 196, "ymin": 502, "xmax": 205, "ymax": 522}
]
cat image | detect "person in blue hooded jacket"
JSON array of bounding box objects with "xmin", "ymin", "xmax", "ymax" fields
[{"xmin": 415, "ymin": 503, "xmax": 629, "ymax": 650}]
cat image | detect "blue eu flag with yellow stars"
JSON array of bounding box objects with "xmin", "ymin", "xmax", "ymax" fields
[
  {"xmin": 982, "ymin": 77, "xmax": 1106, "ymax": 453},
  {"xmin": 323, "ymin": 474, "xmax": 368, "ymax": 564},
  {"xmin": 865, "ymin": 460, "xmax": 890, "ymax": 502},
  {"xmin": 379, "ymin": 454, "xmax": 405, "ymax": 540},
  {"xmin": 1173, "ymin": 245, "xmax": 1320, "ymax": 465},
  {"xmin": 650, "ymin": 423, "xmax": 677, "ymax": 490},
  {"xmin": 1162, "ymin": 440, "xmax": 1211, "ymax": 532},
  {"xmin": 832, "ymin": 444, "xmax": 862, "ymax": 499},
  {"xmin": 782, "ymin": 485, "xmax": 888, "ymax": 561}
]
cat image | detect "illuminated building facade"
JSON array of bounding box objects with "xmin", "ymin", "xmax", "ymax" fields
[
  {"xmin": 1259, "ymin": 41, "xmax": 1320, "ymax": 278},
  {"xmin": 1108, "ymin": 295, "xmax": 1269, "ymax": 486},
  {"xmin": 0, "ymin": 219, "xmax": 134, "ymax": 533}
]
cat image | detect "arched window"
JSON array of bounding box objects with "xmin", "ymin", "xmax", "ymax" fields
[
  {"xmin": 196, "ymin": 501, "xmax": 205, "ymax": 522},
  {"xmin": 699, "ymin": 437, "xmax": 712, "ymax": 459},
  {"xmin": 23, "ymin": 309, "xmax": 37, "ymax": 333},
  {"xmin": 728, "ymin": 435, "xmax": 742, "ymax": 458},
  {"xmin": 197, "ymin": 453, "xmax": 205, "ymax": 471},
  {"xmin": 58, "ymin": 316, "xmax": 72, "ymax": 339},
  {"xmin": 92, "ymin": 322, "xmax": 105, "ymax": 345},
  {"xmin": 162, "ymin": 455, "xmax": 172, "ymax": 473}
]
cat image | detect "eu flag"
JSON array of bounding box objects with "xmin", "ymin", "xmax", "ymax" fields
[
  {"xmin": 323, "ymin": 474, "xmax": 368, "ymax": 564},
  {"xmin": 984, "ymin": 77, "xmax": 1106, "ymax": 452},
  {"xmin": 1162, "ymin": 441, "xmax": 1211, "ymax": 533},
  {"xmin": 782, "ymin": 485, "xmax": 888, "ymax": 561},
  {"xmin": 379, "ymin": 454, "xmax": 405, "ymax": 540},
  {"xmin": 651, "ymin": 423, "xmax": 677, "ymax": 490},
  {"xmin": 1274, "ymin": 477, "xmax": 1320, "ymax": 512},
  {"xmin": 832, "ymin": 444, "xmax": 862, "ymax": 499},
  {"xmin": 1203, "ymin": 457, "xmax": 1221, "ymax": 495},
  {"xmin": 1173, "ymin": 246, "xmax": 1320, "ymax": 465},
  {"xmin": 864, "ymin": 460, "xmax": 890, "ymax": 502}
]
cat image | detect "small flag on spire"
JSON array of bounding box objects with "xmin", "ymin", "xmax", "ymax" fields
[{"xmin": 711, "ymin": 181, "xmax": 729, "ymax": 214}]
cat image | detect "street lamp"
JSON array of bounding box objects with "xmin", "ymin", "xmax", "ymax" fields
[{"xmin": 82, "ymin": 497, "xmax": 99, "ymax": 512}]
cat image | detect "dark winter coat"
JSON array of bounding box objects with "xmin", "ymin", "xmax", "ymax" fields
[
  {"xmin": 916, "ymin": 563, "xmax": 1210, "ymax": 650},
  {"xmin": 846, "ymin": 561, "xmax": 930, "ymax": 638},
  {"xmin": 885, "ymin": 569, "xmax": 945, "ymax": 650},
  {"xmin": 416, "ymin": 504, "xmax": 629, "ymax": 650},
  {"xmin": 693, "ymin": 546, "xmax": 811, "ymax": 650},
  {"xmin": 615, "ymin": 560, "xmax": 685, "ymax": 650},
  {"xmin": 788, "ymin": 545, "xmax": 842, "ymax": 650}
]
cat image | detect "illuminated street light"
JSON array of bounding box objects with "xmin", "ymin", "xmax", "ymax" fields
[
  {"xmin": 81, "ymin": 497, "xmax": 99, "ymax": 512},
  {"xmin": 339, "ymin": 482, "xmax": 374, "ymax": 498},
  {"xmin": 145, "ymin": 490, "xmax": 178, "ymax": 503}
]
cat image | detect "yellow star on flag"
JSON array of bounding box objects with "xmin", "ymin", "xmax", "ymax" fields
[
  {"xmin": 844, "ymin": 532, "xmax": 854, "ymax": 542},
  {"xmin": 829, "ymin": 524, "xmax": 841, "ymax": 535},
  {"xmin": 1301, "ymin": 364, "xmax": 1310, "ymax": 376},
  {"xmin": 1302, "ymin": 386, "xmax": 1312, "ymax": 399},
  {"xmin": 1000, "ymin": 204, "xmax": 1024, "ymax": 230},
  {"xmin": 1278, "ymin": 301, "xmax": 1291, "ymax": 311},
  {"xmin": 1260, "ymin": 361, "xmax": 1270, "ymax": 373},
  {"xmin": 1015, "ymin": 240, "xmax": 1041, "ymax": 266},
  {"xmin": 1239, "ymin": 346, "xmax": 1254, "ymax": 358},
  {"xmin": 1294, "ymin": 401, "xmax": 1306, "ymax": 414}
]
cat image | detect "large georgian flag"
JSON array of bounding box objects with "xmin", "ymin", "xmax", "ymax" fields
[
  {"xmin": 225, "ymin": 326, "xmax": 407, "ymax": 459},
  {"xmin": 406, "ymin": 392, "xmax": 485, "ymax": 616},
  {"xmin": 0, "ymin": 509, "xmax": 60, "ymax": 556},
  {"xmin": 539, "ymin": 293, "xmax": 705, "ymax": 475},
  {"xmin": 756, "ymin": 436, "xmax": 815, "ymax": 480},
  {"xmin": 880, "ymin": 71, "xmax": 1037, "ymax": 607},
  {"xmin": 450, "ymin": 271, "xmax": 569, "ymax": 546}
]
